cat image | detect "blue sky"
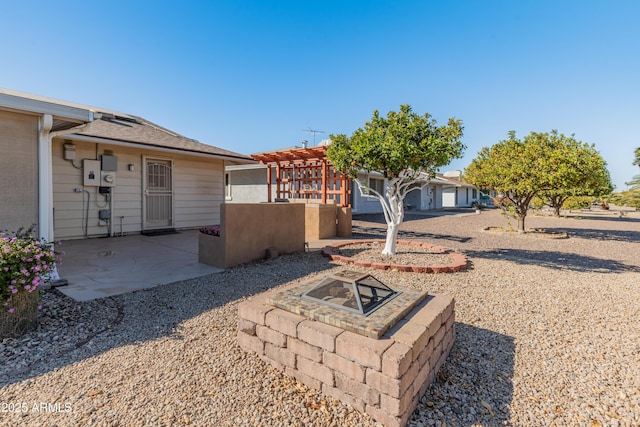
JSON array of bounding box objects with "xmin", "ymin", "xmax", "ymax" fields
[{"xmin": 2, "ymin": 1, "xmax": 639, "ymax": 190}]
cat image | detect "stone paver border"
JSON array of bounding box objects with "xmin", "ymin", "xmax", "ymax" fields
[{"xmin": 320, "ymin": 240, "xmax": 468, "ymax": 273}]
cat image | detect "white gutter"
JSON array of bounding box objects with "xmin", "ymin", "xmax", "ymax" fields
[
  {"xmin": 38, "ymin": 115, "xmax": 54, "ymax": 242},
  {"xmin": 38, "ymin": 119, "xmax": 92, "ymax": 284},
  {"xmin": 38, "ymin": 119, "xmax": 91, "ymax": 242}
]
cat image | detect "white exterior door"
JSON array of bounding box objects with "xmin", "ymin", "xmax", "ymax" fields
[{"xmin": 143, "ymin": 158, "xmax": 173, "ymax": 230}]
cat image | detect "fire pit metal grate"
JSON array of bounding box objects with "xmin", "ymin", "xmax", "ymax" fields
[
  {"xmin": 267, "ymin": 270, "xmax": 428, "ymax": 339},
  {"xmin": 301, "ymin": 270, "xmax": 399, "ymax": 316}
]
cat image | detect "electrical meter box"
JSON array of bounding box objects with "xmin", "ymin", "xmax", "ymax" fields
[
  {"xmin": 83, "ymin": 160, "xmax": 101, "ymax": 186},
  {"xmin": 100, "ymin": 171, "xmax": 116, "ymax": 187},
  {"xmin": 63, "ymin": 143, "xmax": 76, "ymax": 160},
  {"xmin": 101, "ymin": 154, "xmax": 118, "ymax": 171}
]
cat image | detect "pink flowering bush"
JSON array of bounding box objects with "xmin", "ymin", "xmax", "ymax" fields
[
  {"xmin": 1, "ymin": 226, "xmax": 58, "ymax": 315},
  {"xmin": 199, "ymin": 225, "xmax": 221, "ymax": 237}
]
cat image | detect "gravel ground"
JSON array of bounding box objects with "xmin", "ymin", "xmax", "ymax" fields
[
  {"xmin": 1, "ymin": 209, "xmax": 639, "ymax": 426},
  {"xmin": 333, "ymin": 242, "xmax": 454, "ymax": 266}
]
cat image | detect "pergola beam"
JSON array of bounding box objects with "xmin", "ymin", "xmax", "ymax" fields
[{"xmin": 252, "ymin": 145, "xmax": 350, "ymax": 207}]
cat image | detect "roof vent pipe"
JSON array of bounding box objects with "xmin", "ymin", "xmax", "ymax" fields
[{"xmin": 301, "ymin": 140, "xmax": 308, "ymax": 148}]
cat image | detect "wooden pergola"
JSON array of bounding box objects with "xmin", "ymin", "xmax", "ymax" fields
[{"xmin": 252, "ymin": 145, "xmax": 351, "ymax": 207}]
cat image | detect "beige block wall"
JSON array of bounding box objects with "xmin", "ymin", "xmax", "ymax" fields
[
  {"xmin": 337, "ymin": 207, "xmax": 352, "ymax": 237},
  {"xmin": 199, "ymin": 203, "xmax": 306, "ymax": 269},
  {"xmin": 223, "ymin": 203, "xmax": 305, "ymax": 267},
  {"xmin": 0, "ymin": 110, "xmax": 39, "ymax": 233},
  {"xmin": 304, "ymin": 203, "xmax": 338, "ymax": 240},
  {"xmin": 52, "ymin": 138, "xmax": 224, "ymax": 240},
  {"xmin": 287, "ymin": 200, "xmax": 353, "ymax": 240}
]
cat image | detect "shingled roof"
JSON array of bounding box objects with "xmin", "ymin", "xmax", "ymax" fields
[
  {"xmin": 1, "ymin": 88, "xmax": 252, "ymax": 162},
  {"xmin": 73, "ymin": 113, "xmax": 252, "ymax": 161}
]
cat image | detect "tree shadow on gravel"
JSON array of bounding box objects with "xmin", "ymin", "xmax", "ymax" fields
[
  {"xmin": 354, "ymin": 210, "xmax": 475, "ymax": 222},
  {"xmin": 413, "ymin": 324, "xmax": 515, "ymax": 426},
  {"xmin": 352, "ymin": 224, "xmax": 473, "ymax": 243},
  {"xmin": 551, "ymin": 227, "xmax": 640, "ymax": 244},
  {"xmin": 465, "ymin": 249, "xmax": 640, "ymax": 273},
  {"xmin": 561, "ymin": 213, "xmax": 640, "ymax": 224},
  {"xmin": 352, "ymin": 212, "xmax": 474, "ymax": 243},
  {"xmin": 353, "ymin": 213, "xmax": 443, "ymax": 224},
  {"xmin": 0, "ymin": 252, "xmax": 334, "ymax": 388}
]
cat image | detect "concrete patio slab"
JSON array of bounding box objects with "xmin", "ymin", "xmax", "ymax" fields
[{"xmin": 56, "ymin": 230, "xmax": 223, "ymax": 301}]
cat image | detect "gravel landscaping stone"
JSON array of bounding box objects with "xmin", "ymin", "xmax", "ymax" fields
[
  {"xmin": 1, "ymin": 209, "xmax": 639, "ymax": 426},
  {"xmin": 332, "ymin": 242, "xmax": 454, "ymax": 266}
]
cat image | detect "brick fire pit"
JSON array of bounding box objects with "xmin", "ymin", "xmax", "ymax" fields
[{"xmin": 237, "ymin": 276, "xmax": 455, "ymax": 427}]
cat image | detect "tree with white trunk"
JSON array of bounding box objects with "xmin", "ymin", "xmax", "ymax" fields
[{"xmin": 327, "ymin": 105, "xmax": 465, "ymax": 255}]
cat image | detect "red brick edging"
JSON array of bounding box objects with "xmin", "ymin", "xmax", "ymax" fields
[{"xmin": 320, "ymin": 240, "xmax": 468, "ymax": 273}]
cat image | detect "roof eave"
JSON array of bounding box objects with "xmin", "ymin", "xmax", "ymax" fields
[
  {"xmin": 0, "ymin": 91, "xmax": 93, "ymax": 123},
  {"xmin": 64, "ymin": 133, "xmax": 255, "ymax": 163}
]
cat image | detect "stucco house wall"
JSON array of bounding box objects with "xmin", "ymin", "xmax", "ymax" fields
[
  {"xmin": 226, "ymin": 165, "xmax": 275, "ymax": 203},
  {"xmin": 0, "ymin": 110, "xmax": 39, "ymax": 232}
]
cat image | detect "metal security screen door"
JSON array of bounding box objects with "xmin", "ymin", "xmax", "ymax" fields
[{"xmin": 144, "ymin": 159, "xmax": 173, "ymax": 229}]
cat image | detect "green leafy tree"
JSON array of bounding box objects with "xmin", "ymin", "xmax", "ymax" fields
[
  {"xmin": 327, "ymin": 105, "xmax": 464, "ymax": 255},
  {"xmin": 541, "ymin": 137, "xmax": 612, "ymax": 216},
  {"xmin": 465, "ymin": 130, "xmax": 611, "ymax": 231},
  {"xmin": 464, "ymin": 131, "xmax": 552, "ymax": 232},
  {"xmin": 628, "ymin": 147, "xmax": 640, "ymax": 189},
  {"xmin": 609, "ymin": 190, "xmax": 640, "ymax": 208},
  {"xmin": 609, "ymin": 147, "xmax": 640, "ymax": 208}
]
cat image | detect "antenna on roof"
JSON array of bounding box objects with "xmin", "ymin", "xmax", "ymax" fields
[{"xmin": 303, "ymin": 127, "xmax": 325, "ymax": 145}]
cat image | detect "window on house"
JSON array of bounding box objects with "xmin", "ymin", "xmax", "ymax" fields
[
  {"xmin": 225, "ymin": 172, "xmax": 231, "ymax": 199},
  {"xmin": 472, "ymin": 188, "xmax": 477, "ymax": 199},
  {"xmin": 367, "ymin": 177, "xmax": 385, "ymax": 196}
]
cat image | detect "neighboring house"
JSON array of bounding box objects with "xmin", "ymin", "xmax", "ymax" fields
[
  {"xmin": 229, "ymin": 143, "xmax": 351, "ymax": 207},
  {"xmin": 226, "ymin": 140, "xmax": 472, "ymax": 214},
  {"xmin": 225, "ymin": 164, "xmax": 277, "ymax": 203},
  {"xmin": 351, "ymin": 171, "xmax": 453, "ymax": 214},
  {"xmin": 1, "ymin": 88, "xmax": 253, "ymax": 241},
  {"xmin": 439, "ymin": 170, "xmax": 481, "ymax": 208}
]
